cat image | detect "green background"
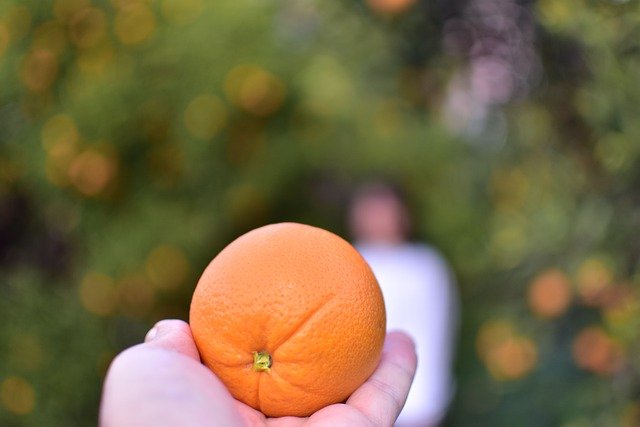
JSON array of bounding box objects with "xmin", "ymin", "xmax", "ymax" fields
[{"xmin": 2, "ymin": 0, "xmax": 640, "ymax": 425}]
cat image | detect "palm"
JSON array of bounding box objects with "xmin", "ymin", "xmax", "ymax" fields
[
  {"xmin": 101, "ymin": 321, "xmax": 416, "ymax": 427},
  {"xmin": 236, "ymin": 401, "xmax": 378, "ymax": 427},
  {"xmin": 233, "ymin": 332, "xmax": 415, "ymax": 427}
]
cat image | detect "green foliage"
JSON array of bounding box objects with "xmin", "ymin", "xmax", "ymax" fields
[{"xmin": 1, "ymin": 0, "xmax": 640, "ymax": 425}]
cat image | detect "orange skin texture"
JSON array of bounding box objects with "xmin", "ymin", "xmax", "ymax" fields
[{"xmin": 189, "ymin": 222, "xmax": 386, "ymax": 418}]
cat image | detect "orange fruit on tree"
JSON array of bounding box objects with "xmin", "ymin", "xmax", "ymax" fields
[
  {"xmin": 367, "ymin": 0, "xmax": 416, "ymax": 15},
  {"xmin": 189, "ymin": 222, "xmax": 386, "ymax": 417}
]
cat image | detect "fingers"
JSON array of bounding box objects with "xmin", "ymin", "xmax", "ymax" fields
[
  {"xmin": 143, "ymin": 319, "xmax": 201, "ymax": 361},
  {"xmin": 346, "ymin": 331, "xmax": 417, "ymax": 426},
  {"xmin": 100, "ymin": 319, "xmax": 246, "ymax": 427}
]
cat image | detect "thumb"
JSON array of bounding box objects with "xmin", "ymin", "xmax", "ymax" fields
[
  {"xmin": 100, "ymin": 320, "xmax": 244, "ymax": 427},
  {"xmin": 143, "ymin": 319, "xmax": 201, "ymax": 361}
]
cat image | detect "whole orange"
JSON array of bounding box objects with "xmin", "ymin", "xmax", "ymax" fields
[{"xmin": 189, "ymin": 222, "xmax": 386, "ymax": 417}]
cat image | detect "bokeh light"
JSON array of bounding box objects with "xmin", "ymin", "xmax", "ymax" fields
[
  {"xmin": 76, "ymin": 40, "xmax": 115, "ymax": 75},
  {"xmin": 183, "ymin": 94, "xmax": 228, "ymax": 140},
  {"xmin": 145, "ymin": 245, "xmax": 191, "ymax": 291},
  {"xmin": 161, "ymin": 0, "xmax": 205, "ymax": 26},
  {"xmin": 42, "ymin": 114, "xmax": 80, "ymax": 151},
  {"xmin": 572, "ymin": 326, "xmax": 624, "ymax": 376},
  {"xmin": 623, "ymin": 402, "xmax": 640, "ymax": 427},
  {"xmin": 603, "ymin": 286, "xmax": 639, "ymax": 333},
  {"xmin": 366, "ymin": 0, "xmax": 417, "ymax": 15},
  {"xmin": 576, "ymin": 257, "xmax": 614, "ymax": 306},
  {"xmin": 536, "ymin": 0, "xmax": 574, "ymax": 28},
  {"xmin": 68, "ymin": 7, "xmax": 107, "ymax": 49},
  {"xmin": 298, "ymin": 55, "xmax": 355, "ymax": 117},
  {"xmin": 21, "ymin": 49, "xmax": 59, "ymax": 92},
  {"xmin": 527, "ymin": 269, "xmax": 573, "ymax": 318},
  {"xmin": 476, "ymin": 319, "xmax": 538, "ymax": 381},
  {"xmin": 489, "ymin": 224, "xmax": 527, "ymax": 268},
  {"xmin": 595, "ymin": 133, "xmax": 635, "ymax": 173},
  {"xmin": 224, "ymin": 65, "xmax": 287, "ymax": 117},
  {"xmin": 32, "ymin": 21, "xmax": 68, "ymax": 56},
  {"xmin": 1, "ymin": 376, "xmax": 36, "ymax": 415},
  {"xmin": 53, "ymin": 0, "xmax": 91, "ymax": 22},
  {"xmin": 114, "ymin": 3, "xmax": 156, "ymax": 46},
  {"xmin": 43, "ymin": 117, "xmax": 81, "ymax": 187},
  {"xmin": 67, "ymin": 147, "xmax": 118, "ymax": 197},
  {"xmin": 476, "ymin": 319, "xmax": 513, "ymax": 359},
  {"xmin": 79, "ymin": 272, "xmax": 118, "ymax": 316}
]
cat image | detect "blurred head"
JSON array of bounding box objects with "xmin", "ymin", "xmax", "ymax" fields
[{"xmin": 348, "ymin": 181, "xmax": 411, "ymax": 244}]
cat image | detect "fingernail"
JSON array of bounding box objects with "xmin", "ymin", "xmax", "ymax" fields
[{"xmin": 145, "ymin": 326, "xmax": 158, "ymax": 342}]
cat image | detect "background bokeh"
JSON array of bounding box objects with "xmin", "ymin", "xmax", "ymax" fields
[{"xmin": 2, "ymin": 0, "xmax": 640, "ymax": 425}]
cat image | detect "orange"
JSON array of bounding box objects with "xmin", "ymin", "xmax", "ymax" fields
[
  {"xmin": 527, "ymin": 269, "xmax": 572, "ymax": 318},
  {"xmin": 366, "ymin": 0, "xmax": 416, "ymax": 14},
  {"xmin": 189, "ymin": 222, "xmax": 386, "ymax": 417}
]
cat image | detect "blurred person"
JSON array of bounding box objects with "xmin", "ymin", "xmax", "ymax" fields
[
  {"xmin": 349, "ymin": 181, "xmax": 459, "ymax": 427},
  {"xmin": 100, "ymin": 319, "xmax": 417, "ymax": 426}
]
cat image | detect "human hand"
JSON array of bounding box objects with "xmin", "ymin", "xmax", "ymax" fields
[{"xmin": 100, "ymin": 319, "xmax": 417, "ymax": 427}]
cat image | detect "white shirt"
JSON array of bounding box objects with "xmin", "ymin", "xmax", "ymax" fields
[{"xmin": 356, "ymin": 243, "xmax": 458, "ymax": 427}]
